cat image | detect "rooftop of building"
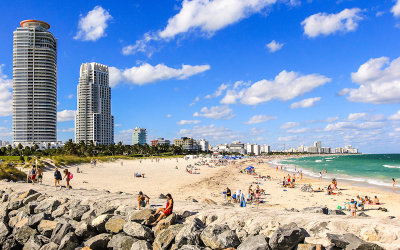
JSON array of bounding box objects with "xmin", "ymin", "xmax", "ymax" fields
[{"xmin": 20, "ymin": 20, "xmax": 50, "ymax": 29}]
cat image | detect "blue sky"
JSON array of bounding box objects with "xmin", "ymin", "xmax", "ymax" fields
[{"xmin": 1, "ymin": 0, "xmax": 400, "ymax": 153}]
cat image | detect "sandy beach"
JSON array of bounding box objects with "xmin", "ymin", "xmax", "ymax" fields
[{"xmin": 31, "ymin": 156, "xmax": 400, "ymax": 219}]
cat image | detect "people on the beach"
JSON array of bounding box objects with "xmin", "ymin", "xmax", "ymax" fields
[
  {"xmin": 37, "ymin": 166, "xmax": 43, "ymax": 185},
  {"xmin": 63, "ymin": 169, "xmax": 71, "ymax": 189},
  {"xmin": 138, "ymin": 191, "xmax": 150, "ymax": 209},
  {"xmin": 226, "ymin": 187, "xmax": 231, "ymax": 203},
  {"xmin": 151, "ymin": 193, "xmax": 173, "ymax": 225},
  {"xmin": 54, "ymin": 168, "xmax": 62, "ymax": 189},
  {"xmin": 373, "ymin": 196, "xmax": 380, "ymax": 205},
  {"xmin": 392, "ymin": 178, "xmax": 396, "ymax": 192},
  {"xmin": 30, "ymin": 166, "xmax": 37, "ymax": 184},
  {"xmin": 350, "ymin": 198, "xmax": 357, "ymax": 216}
]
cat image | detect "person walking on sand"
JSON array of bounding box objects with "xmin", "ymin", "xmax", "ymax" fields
[
  {"xmin": 151, "ymin": 193, "xmax": 174, "ymax": 226},
  {"xmin": 138, "ymin": 191, "xmax": 150, "ymax": 210},
  {"xmin": 393, "ymin": 178, "xmax": 396, "ymax": 192},
  {"xmin": 54, "ymin": 168, "xmax": 62, "ymax": 189},
  {"xmin": 30, "ymin": 166, "xmax": 37, "ymax": 184},
  {"xmin": 350, "ymin": 199, "xmax": 357, "ymax": 216},
  {"xmin": 226, "ymin": 187, "xmax": 231, "ymax": 203},
  {"xmin": 63, "ymin": 169, "xmax": 71, "ymax": 189},
  {"xmin": 37, "ymin": 166, "xmax": 43, "ymax": 185}
]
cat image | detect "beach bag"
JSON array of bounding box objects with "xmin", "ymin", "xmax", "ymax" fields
[
  {"xmin": 69, "ymin": 173, "xmax": 73, "ymax": 180},
  {"xmin": 240, "ymin": 193, "xmax": 246, "ymax": 207}
]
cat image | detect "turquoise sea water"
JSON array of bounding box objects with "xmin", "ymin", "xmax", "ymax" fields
[{"xmin": 277, "ymin": 154, "xmax": 400, "ymax": 188}]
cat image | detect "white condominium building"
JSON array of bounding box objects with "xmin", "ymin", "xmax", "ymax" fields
[
  {"xmin": 75, "ymin": 63, "xmax": 114, "ymax": 145},
  {"xmin": 132, "ymin": 127, "xmax": 147, "ymax": 145},
  {"xmin": 13, "ymin": 20, "xmax": 57, "ymax": 146}
]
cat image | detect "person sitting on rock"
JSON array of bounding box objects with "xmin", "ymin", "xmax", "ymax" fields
[
  {"xmin": 151, "ymin": 193, "xmax": 173, "ymax": 226},
  {"xmin": 138, "ymin": 191, "xmax": 150, "ymax": 210}
]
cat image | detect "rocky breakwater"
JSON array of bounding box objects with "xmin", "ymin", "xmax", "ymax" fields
[{"xmin": 0, "ymin": 184, "xmax": 399, "ymax": 249}]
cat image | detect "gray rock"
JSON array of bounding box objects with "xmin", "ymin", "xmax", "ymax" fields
[
  {"xmin": 39, "ymin": 242, "xmax": 59, "ymax": 250},
  {"xmin": 107, "ymin": 233, "xmax": 136, "ymax": 250},
  {"xmin": 284, "ymin": 208, "xmax": 300, "ymax": 212},
  {"xmin": 58, "ymin": 232, "xmax": 80, "ymax": 250},
  {"xmin": 18, "ymin": 189, "xmax": 38, "ymax": 200},
  {"xmin": 34, "ymin": 199, "xmax": 61, "ymax": 214},
  {"xmin": 2, "ymin": 237, "xmax": 20, "ymax": 250},
  {"xmin": 358, "ymin": 212, "xmax": 370, "ymax": 217},
  {"xmin": 326, "ymin": 233, "xmax": 384, "ymax": 250},
  {"xmin": 23, "ymin": 235, "xmax": 42, "ymax": 250},
  {"xmin": 0, "ymin": 221, "xmax": 10, "ymax": 242},
  {"xmin": 75, "ymin": 221, "xmax": 96, "ymax": 240},
  {"xmin": 123, "ymin": 221, "xmax": 154, "ymax": 241},
  {"xmin": 268, "ymin": 222, "xmax": 306, "ymax": 250},
  {"xmin": 37, "ymin": 220, "xmax": 59, "ymax": 238},
  {"xmin": 84, "ymin": 233, "xmax": 112, "ymax": 250},
  {"xmin": 51, "ymin": 204, "xmax": 68, "ymax": 218},
  {"xmin": 179, "ymin": 246, "xmax": 202, "ymax": 250},
  {"xmin": 91, "ymin": 214, "xmax": 113, "ymax": 233},
  {"xmin": 8, "ymin": 200, "xmax": 23, "ymax": 211},
  {"xmin": 105, "ymin": 216, "xmax": 126, "ymax": 234},
  {"xmin": 175, "ymin": 218, "xmax": 205, "ymax": 248},
  {"xmin": 50, "ymin": 223, "xmax": 72, "ymax": 245},
  {"xmin": 69, "ymin": 205, "xmax": 90, "ymax": 221},
  {"xmin": 128, "ymin": 209, "xmax": 154, "ymax": 222},
  {"xmin": 302, "ymin": 207, "xmax": 329, "ymax": 215},
  {"xmin": 153, "ymin": 224, "xmax": 185, "ymax": 250},
  {"xmin": 328, "ymin": 210, "xmax": 346, "ymax": 215},
  {"xmin": 2, "ymin": 193, "xmax": 9, "ymax": 202},
  {"xmin": 200, "ymin": 224, "xmax": 240, "ymax": 249},
  {"xmin": 25, "ymin": 202, "xmax": 39, "ymax": 214},
  {"xmin": 23, "ymin": 193, "xmax": 41, "ymax": 205},
  {"xmin": 130, "ymin": 240, "xmax": 152, "ymax": 250},
  {"xmin": 238, "ymin": 235, "xmax": 269, "ymax": 250},
  {"xmin": 28, "ymin": 213, "xmax": 52, "ymax": 228},
  {"xmin": 80, "ymin": 209, "xmax": 96, "ymax": 222},
  {"xmin": 95, "ymin": 204, "xmax": 118, "ymax": 216},
  {"xmin": 159, "ymin": 194, "xmax": 167, "ymax": 199},
  {"xmin": 36, "ymin": 235, "xmax": 50, "ymax": 244},
  {"xmin": 154, "ymin": 213, "xmax": 177, "ymax": 237},
  {"xmin": 14, "ymin": 225, "xmax": 37, "ymax": 245}
]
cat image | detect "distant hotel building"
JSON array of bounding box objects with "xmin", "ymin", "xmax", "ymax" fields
[
  {"xmin": 13, "ymin": 20, "xmax": 57, "ymax": 146},
  {"xmin": 151, "ymin": 138, "xmax": 170, "ymax": 146},
  {"xmin": 75, "ymin": 63, "xmax": 114, "ymax": 145},
  {"xmin": 132, "ymin": 127, "xmax": 147, "ymax": 145}
]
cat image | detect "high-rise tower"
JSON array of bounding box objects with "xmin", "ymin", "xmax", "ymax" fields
[
  {"xmin": 13, "ymin": 20, "xmax": 57, "ymax": 146},
  {"xmin": 75, "ymin": 63, "xmax": 114, "ymax": 145}
]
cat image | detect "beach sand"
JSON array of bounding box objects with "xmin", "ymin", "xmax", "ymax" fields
[{"xmin": 32, "ymin": 156, "xmax": 400, "ymax": 219}]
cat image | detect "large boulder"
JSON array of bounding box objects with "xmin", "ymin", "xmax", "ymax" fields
[
  {"xmin": 122, "ymin": 221, "xmax": 154, "ymax": 241},
  {"xmin": 23, "ymin": 193, "xmax": 41, "ymax": 205},
  {"xmin": 302, "ymin": 207, "xmax": 329, "ymax": 215},
  {"xmin": 328, "ymin": 210, "xmax": 346, "ymax": 215},
  {"xmin": 18, "ymin": 189, "xmax": 38, "ymax": 200},
  {"xmin": 28, "ymin": 213, "xmax": 52, "ymax": 228},
  {"xmin": 58, "ymin": 232, "xmax": 80, "ymax": 250},
  {"xmin": 69, "ymin": 205, "xmax": 90, "ymax": 221},
  {"xmin": 105, "ymin": 216, "xmax": 126, "ymax": 234},
  {"xmin": 81, "ymin": 209, "xmax": 96, "ymax": 222},
  {"xmin": 128, "ymin": 209, "xmax": 154, "ymax": 222},
  {"xmin": 14, "ymin": 225, "xmax": 37, "ymax": 245},
  {"xmin": 2, "ymin": 237, "xmax": 21, "ymax": 250},
  {"xmin": 8, "ymin": 211, "xmax": 28, "ymax": 228},
  {"xmin": 37, "ymin": 220, "xmax": 59, "ymax": 238},
  {"xmin": 84, "ymin": 233, "xmax": 112, "ymax": 250},
  {"xmin": 153, "ymin": 224, "xmax": 185, "ymax": 250},
  {"xmin": 175, "ymin": 218, "xmax": 205, "ymax": 248},
  {"xmin": 0, "ymin": 221, "xmax": 10, "ymax": 242},
  {"xmin": 75, "ymin": 221, "xmax": 97, "ymax": 240},
  {"xmin": 326, "ymin": 233, "xmax": 384, "ymax": 250},
  {"xmin": 154, "ymin": 213, "xmax": 177, "ymax": 237},
  {"xmin": 51, "ymin": 204, "xmax": 68, "ymax": 218},
  {"xmin": 130, "ymin": 240, "xmax": 152, "ymax": 250},
  {"xmin": 238, "ymin": 235, "xmax": 269, "ymax": 250},
  {"xmin": 34, "ymin": 199, "xmax": 61, "ymax": 214},
  {"xmin": 269, "ymin": 222, "xmax": 306, "ymax": 250},
  {"xmin": 200, "ymin": 224, "xmax": 240, "ymax": 249},
  {"xmin": 23, "ymin": 235, "xmax": 42, "ymax": 250},
  {"xmin": 95, "ymin": 204, "xmax": 118, "ymax": 216},
  {"xmin": 91, "ymin": 214, "xmax": 113, "ymax": 233},
  {"xmin": 39, "ymin": 242, "xmax": 59, "ymax": 250},
  {"xmin": 50, "ymin": 223, "xmax": 73, "ymax": 245},
  {"xmin": 8, "ymin": 200, "xmax": 23, "ymax": 211},
  {"xmin": 107, "ymin": 233, "xmax": 136, "ymax": 250}
]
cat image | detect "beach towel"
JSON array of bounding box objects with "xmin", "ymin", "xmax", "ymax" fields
[{"xmin": 240, "ymin": 193, "xmax": 246, "ymax": 207}]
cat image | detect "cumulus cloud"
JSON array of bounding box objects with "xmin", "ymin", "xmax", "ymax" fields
[
  {"xmin": 302, "ymin": 8, "xmax": 363, "ymax": 38},
  {"xmin": 278, "ymin": 135, "xmax": 297, "ymax": 142},
  {"xmin": 179, "ymin": 124, "xmax": 240, "ymax": 141},
  {"xmin": 193, "ymin": 105, "xmax": 235, "ymax": 120},
  {"xmin": 290, "ymin": 97, "xmax": 321, "ymax": 109},
  {"xmin": 341, "ymin": 56, "xmax": 400, "ymax": 104},
  {"xmin": 326, "ymin": 117, "xmax": 339, "ymax": 123},
  {"xmin": 287, "ymin": 128, "xmax": 310, "ymax": 133},
  {"xmin": 74, "ymin": 6, "xmax": 112, "ymax": 41},
  {"xmin": 0, "ymin": 65, "xmax": 12, "ymax": 117},
  {"xmin": 324, "ymin": 121, "xmax": 385, "ymax": 131},
  {"xmin": 244, "ymin": 115, "xmax": 277, "ymax": 124},
  {"xmin": 220, "ymin": 70, "xmax": 330, "ymax": 105},
  {"xmin": 189, "ymin": 96, "xmax": 200, "ymax": 106},
  {"xmin": 57, "ymin": 110, "xmax": 76, "ymax": 122},
  {"xmin": 347, "ymin": 112, "xmax": 367, "ymax": 121},
  {"xmin": 60, "ymin": 128, "xmax": 74, "ymax": 133},
  {"xmin": 280, "ymin": 122, "xmax": 300, "ymax": 129},
  {"xmin": 393, "ymin": 0, "xmax": 400, "ymax": 17},
  {"xmin": 389, "ymin": 110, "xmax": 400, "ymax": 120},
  {"xmin": 177, "ymin": 120, "xmax": 201, "ymax": 125},
  {"xmin": 266, "ymin": 40, "xmax": 284, "ymax": 52},
  {"xmin": 123, "ymin": 0, "xmax": 277, "ymax": 55},
  {"xmin": 109, "ymin": 63, "xmax": 210, "ymax": 87},
  {"xmin": 205, "ymin": 83, "xmax": 229, "ymax": 99}
]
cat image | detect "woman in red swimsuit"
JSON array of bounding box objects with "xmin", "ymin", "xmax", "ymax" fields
[{"xmin": 151, "ymin": 193, "xmax": 173, "ymax": 226}]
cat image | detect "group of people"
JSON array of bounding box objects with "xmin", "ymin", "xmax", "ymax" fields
[
  {"xmin": 282, "ymin": 174, "xmax": 296, "ymax": 188},
  {"xmin": 137, "ymin": 191, "xmax": 174, "ymax": 226},
  {"xmin": 347, "ymin": 195, "xmax": 381, "ymax": 216},
  {"xmin": 54, "ymin": 168, "xmax": 72, "ymax": 190},
  {"xmin": 27, "ymin": 166, "xmax": 43, "ymax": 184}
]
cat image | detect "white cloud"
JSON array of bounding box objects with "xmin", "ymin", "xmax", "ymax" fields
[
  {"xmin": 74, "ymin": 6, "xmax": 112, "ymax": 41},
  {"xmin": 177, "ymin": 120, "xmax": 201, "ymax": 125},
  {"xmin": 193, "ymin": 105, "xmax": 235, "ymax": 120},
  {"xmin": 280, "ymin": 122, "xmax": 300, "ymax": 129},
  {"xmin": 326, "ymin": 116, "xmax": 339, "ymax": 123},
  {"xmin": 67, "ymin": 94, "xmax": 74, "ymax": 99},
  {"xmin": 109, "ymin": 63, "xmax": 210, "ymax": 87},
  {"xmin": 205, "ymin": 83, "xmax": 229, "ymax": 99},
  {"xmin": 290, "ymin": 97, "xmax": 321, "ymax": 109},
  {"xmin": 389, "ymin": 110, "xmax": 400, "ymax": 120},
  {"xmin": 278, "ymin": 135, "xmax": 297, "ymax": 142},
  {"xmin": 347, "ymin": 112, "xmax": 367, "ymax": 121},
  {"xmin": 221, "ymin": 70, "xmax": 330, "ymax": 105},
  {"xmin": 0, "ymin": 126, "xmax": 12, "ymax": 138},
  {"xmin": 166, "ymin": 114, "xmax": 172, "ymax": 118},
  {"xmin": 115, "ymin": 124, "xmax": 123, "ymax": 127},
  {"xmin": 0, "ymin": 65, "xmax": 12, "ymax": 117},
  {"xmin": 301, "ymin": 8, "xmax": 363, "ymax": 38},
  {"xmin": 287, "ymin": 128, "xmax": 310, "ymax": 133},
  {"xmin": 266, "ymin": 40, "xmax": 284, "ymax": 52},
  {"xmin": 124, "ymin": 0, "xmax": 277, "ymax": 55},
  {"xmin": 179, "ymin": 124, "xmax": 240, "ymax": 141},
  {"xmin": 57, "ymin": 110, "xmax": 76, "ymax": 122},
  {"xmin": 249, "ymin": 127, "xmax": 266, "ymax": 136},
  {"xmin": 190, "ymin": 96, "xmax": 200, "ymax": 106},
  {"xmin": 392, "ymin": 0, "xmax": 400, "ymax": 17},
  {"xmin": 341, "ymin": 56, "xmax": 400, "ymax": 104},
  {"xmin": 324, "ymin": 121, "xmax": 385, "ymax": 131},
  {"xmin": 244, "ymin": 115, "xmax": 276, "ymax": 124},
  {"xmin": 60, "ymin": 128, "xmax": 74, "ymax": 133}
]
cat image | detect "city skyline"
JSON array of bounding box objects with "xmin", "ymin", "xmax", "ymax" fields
[{"xmin": 1, "ymin": 1, "xmax": 400, "ymax": 153}]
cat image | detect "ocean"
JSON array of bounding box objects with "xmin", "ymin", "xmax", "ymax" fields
[{"xmin": 276, "ymin": 154, "xmax": 400, "ymax": 188}]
